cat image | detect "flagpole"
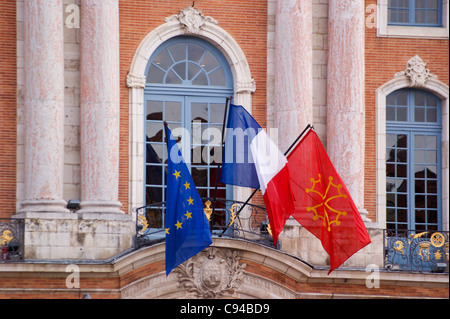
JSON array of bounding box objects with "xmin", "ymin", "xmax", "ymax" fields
[
  {"xmin": 219, "ymin": 123, "xmax": 313, "ymax": 236},
  {"xmin": 210, "ymin": 96, "xmax": 232, "ymax": 228}
]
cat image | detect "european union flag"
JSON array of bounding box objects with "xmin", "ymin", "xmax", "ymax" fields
[{"xmin": 164, "ymin": 124, "xmax": 212, "ymax": 276}]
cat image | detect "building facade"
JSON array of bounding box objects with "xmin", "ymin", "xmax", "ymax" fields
[{"xmin": 0, "ymin": 0, "xmax": 448, "ymax": 299}]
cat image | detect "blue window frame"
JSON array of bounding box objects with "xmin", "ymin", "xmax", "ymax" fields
[
  {"xmin": 388, "ymin": 0, "xmax": 442, "ymax": 27},
  {"xmin": 144, "ymin": 36, "xmax": 233, "ymax": 232},
  {"xmin": 386, "ymin": 89, "xmax": 442, "ymax": 232}
]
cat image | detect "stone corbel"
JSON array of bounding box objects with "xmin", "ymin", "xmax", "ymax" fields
[
  {"xmin": 126, "ymin": 72, "xmax": 146, "ymax": 89},
  {"xmin": 235, "ymin": 79, "xmax": 256, "ymax": 94},
  {"xmin": 165, "ymin": 6, "xmax": 218, "ymax": 35}
]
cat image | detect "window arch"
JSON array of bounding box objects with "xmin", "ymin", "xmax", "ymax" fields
[
  {"xmin": 143, "ymin": 36, "xmax": 233, "ymax": 231},
  {"xmin": 146, "ymin": 37, "xmax": 233, "ymax": 89},
  {"xmin": 385, "ymin": 88, "xmax": 442, "ymax": 231}
]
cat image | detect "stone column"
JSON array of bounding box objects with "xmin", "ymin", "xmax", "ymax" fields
[
  {"xmin": 274, "ymin": 0, "xmax": 313, "ymax": 152},
  {"xmin": 20, "ymin": 0, "xmax": 68, "ymax": 214},
  {"xmin": 327, "ymin": 0, "xmax": 369, "ymax": 220},
  {"xmin": 79, "ymin": 0, "xmax": 122, "ymax": 214}
]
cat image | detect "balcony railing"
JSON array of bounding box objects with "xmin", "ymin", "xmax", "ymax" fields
[
  {"xmin": 384, "ymin": 229, "xmax": 449, "ymax": 273},
  {"xmin": 0, "ymin": 218, "xmax": 25, "ymax": 262},
  {"xmin": 135, "ymin": 197, "xmax": 275, "ymax": 249}
]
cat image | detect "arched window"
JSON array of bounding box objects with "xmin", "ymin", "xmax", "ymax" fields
[
  {"xmin": 144, "ymin": 36, "xmax": 233, "ymax": 230},
  {"xmin": 386, "ymin": 88, "xmax": 442, "ymax": 232}
]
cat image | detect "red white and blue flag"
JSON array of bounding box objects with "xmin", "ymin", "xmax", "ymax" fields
[{"xmin": 220, "ymin": 104, "xmax": 294, "ymax": 244}]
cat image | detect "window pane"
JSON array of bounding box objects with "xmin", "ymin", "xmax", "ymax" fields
[
  {"xmin": 191, "ymin": 103, "xmax": 209, "ymax": 123},
  {"xmin": 397, "ymin": 209, "xmax": 408, "ymax": 222},
  {"xmin": 397, "ymin": 91, "xmax": 408, "ymax": 105},
  {"xmin": 426, "ymin": 180, "xmax": 437, "ymax": 193},
  {"xmin": 165, "ymin": 101, "xmax": 181, "ymax": 122},
  {"xmin": 427, "ymin": 10, "xmax": 438, "ymax": 24},
  {"xmin": 397, "ymin": 194, "xmax": 407, "ymax": 207},
  {"xmin": 146, "ymin": 123, "xmax": 163, "ymax": 142},
  {"xmin": 209, "ymin": 67, "xmax": 226, "ymax": 86},
  {"xmin": 415, "ymin": 150, "xmax": 425, "ymax": 163},
  {"xmin": 427, "ymin": 210, "xmax": 438, "ymax": 224},
  {"xmin": 415, "ymin": 9, "xmax": 427, "ymax": 23},
  {"xmin": 397, "ymin": 134, "xmax": 407, "ymax": 148},
  {"xmin": 426, "ymin": 108, "xmax": 437, "ymax": 122},
  {"xmin": 415, "ymin": 135, "xmax": 425, "ymax": 148},
  {"xmin": 147, "ymin": 100, "xmax": 163, "ymax": 121},
  {"xmin": 397, "ymin": 107, "xmax": 407, "ymax": 121},
  {"xmin": 168, "ymin": 43, "xmax": 186, "ymax": 62},
  {"xmin": 415, "ymin": 0, "xmax": 427, "ymax": 8},
  {"xmin": 398, "ymin": 9, "xmax": 409, "ymax": 23},
  {"xmin": 415, "ymin": 179, "xmax": 425, "ymax": 193},
  {"xmin": 399, "ymin": 0, "xmax": 409, "ymax": 7},
  {"xmin": 414, "ymin": 91, "xmax": 426, "ymax": 106},
  {"xmin": 153, "ymin": 49, "xmax": 173, "ymax": 70},
  {"xmin": 415, "ymin": 107, "xmax": 425, "ymax": 122},
  {"xmin": 188, "ymin": 62, "xmax": 201, "ymax": 82},
  {"xmin": 428, "ymin": 0, "xmax": 439, "ymax": 9},
  {"xmin": 210, "ymin": 103, "xmax": 225, "ymax": 124},
  {"xmin": 387, "ymin": 178, "xmax": 396, "ymax": 192},
  {"xmin": 173, "ymin": 63, "xmax": 186, "ymax": 81},
  {"xmin": 192, "ymin": 72, "xmax": 208, "ymax": 86},
  {"xmin": 426, "ymin": 150, "xmax": 437, "ymax": 163},
  {"xmin": 387, "ymin": 134, "xmax": 396, "ymax": 148},
  {"xmin": 387, "ymin": 107, "xmax": 396, "ymax": 121},
  {"xmin": 188, "ymin": 43, "xmax": 205, "ymax": 63},
  {"xmin": 200, "ymin": 51, "xmax": 220, "ymax": 72},
  {"xmin": 397, "ymin": 149, "xmax": 407, "ymax": 162},
  {"xmin": 165, "ymin": 69, "xmax": 182, "ymax": 84},
  {"xmin": 388, "ymin": 8, "xmax": 398, "ymax": 23},
  {"xmin": 427, "ymin": 195, "xmax": 437, "ymax": 208},
  {"xmin": 147, "ymin": 64, "xmax": 165, "ymax": 83},
  {"xmin": 397, "ymin": 179, "xmax": 407, "ymax": 192},
  {"xmin": 397, "ymin": 164, "xmax": 407, "ymax": 177}
]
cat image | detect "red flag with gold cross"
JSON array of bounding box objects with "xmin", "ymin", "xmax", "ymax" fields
[{"xmin": 286, "ymin": 128, "xmax": 371, "ymax": 274}]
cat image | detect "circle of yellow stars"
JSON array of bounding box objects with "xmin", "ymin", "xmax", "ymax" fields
[{"xmin": 165, "ymin": 170, "xmax": 195, "ymax": 235}]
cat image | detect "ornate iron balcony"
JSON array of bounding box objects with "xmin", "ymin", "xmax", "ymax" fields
[
  {"xmin": 134, "ymin": 197, "xmax": 275, "ymax": 249},
  {"xmin": 384, "ymin": 229, "xmax": 449, "ymax": 273},
  {"xmin": 0, "ymin": 218, "xmax": 25, "ymax": 262}
]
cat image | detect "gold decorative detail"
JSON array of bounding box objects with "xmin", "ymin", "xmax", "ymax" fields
[
  {"xmin": 0, "ymin": 230, "xmax": 13, "ymax": 246},
  {"xmin": 393, "ymin": 240, "xmax": 405, "ymax": 255},
  {"xmin": 430, "ymin": 232, "xmax": 445, "ymax": 248},
  {"xmin": 445, "ymin": 243, "xmax": 449, "ymax": 261},
  {"xmin": 204, "ymin": 200, "xmax": 212, "ymax": 221},
  {"xmin": 267, "ymin": 223, "xmax": 272, "ymax": 237},
  {"xmin": 305, "ymin": 174, "xmax": 348, "ymax": 231},
  {"xmin": 418, "ymin": 242, "xmax": 431, "ymax": 261},
  {"xmin": 137, "ymin": 215, "xmax": 148, "ymax": 234},
  {"xmin": 227, "ymin": 204, "xmax": 238, "ymax": 227},
  {"xmin": 434, "ymin": 250, "xmax": 443, "ymax": 261},
  {"xmin": 411, "ymin": 231, "xmax": 428, "ymax": 239}
]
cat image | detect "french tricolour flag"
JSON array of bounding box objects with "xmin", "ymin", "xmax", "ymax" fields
[{"xmin": 220, "ymin": 104, "xmax": 294, "ymax": 244}]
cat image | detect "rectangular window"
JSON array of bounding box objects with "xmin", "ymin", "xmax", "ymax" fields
[{"xmin": 388, "ymin": 0, "xmax": 443, "ymax": 26}]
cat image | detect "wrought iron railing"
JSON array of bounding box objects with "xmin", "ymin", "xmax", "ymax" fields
[
  {"xmin": 384, "ymin": 229, "xmax": 449, "ymax": 273},
  {"xmin": 135, "ymin": 197, "xmax": 275, "ymax": 249},
  {"xmin": 0, "ymin": 218, "xmax": 25, "ymax": 261}
]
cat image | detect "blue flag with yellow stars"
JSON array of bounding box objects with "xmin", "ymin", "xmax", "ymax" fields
[{"xmin": 164, "ymin": 124, "xmax": 212, "ymax": 276}]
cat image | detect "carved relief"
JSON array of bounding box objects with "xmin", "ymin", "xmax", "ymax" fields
[
  {"xmin": 174, "ymin": 247, "xmax": 247, "ymax": 299},
  {"xmin": 165, "ymin": 6, "xmax": 218, "ymax": 35},
  {"xmin": 396, "ymin": 55, "xmax": 437, "ymax": 87}
]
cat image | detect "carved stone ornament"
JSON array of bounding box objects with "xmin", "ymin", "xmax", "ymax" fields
[
  {"xmin": 165, "ymin": 6, "xmax": 218, "ymax": 35},
  {"xmin": 126, "ymin": 72, "xmax": 146, "ymax": 88},
  {"xmin": 396, "ymin": 55, "xmax": 437, "ymax": 87},
  {"xmin": 174, "ymin": 247, "xmax": 247, "ymax": 299}
]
